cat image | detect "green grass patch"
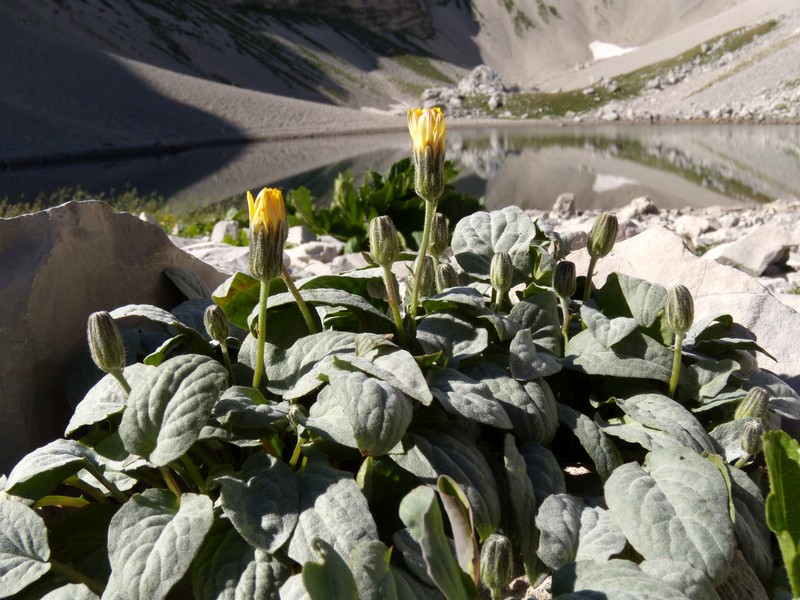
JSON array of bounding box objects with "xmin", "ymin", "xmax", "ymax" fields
[{"xmin": 392, "ymin": 54, "xmax": 453, "ymax": 84}]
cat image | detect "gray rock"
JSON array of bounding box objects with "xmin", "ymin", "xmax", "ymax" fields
[
  {"xmin": 210, "ymin": 219, "xmax": 240, "ymax": 244},
  {"xmin": 672, "ymin": 214, "xmax": 711, "ymax": 244},
  {"xmin": 287, "ymin": 225, "xmax": 317, "ymax": 246},
  {"xmin": 703, "ymin": 224, "xmax": 800, "ymax": 276},
  {"xmin": 456, "ymin": 65, "xmax": 505, "ymax": 97},
  {"xmin": 179, "ymin": 241, "xmax": 252, "ymax": 275},
  {"xmin": 138, "ymin": 212, "xmax": 159, "ymax": 226},
  {"xmin": 552, "ymin": 193, "xmax": 576, "ymax": 216},
  {"xmin": 0, "ymin": 201, "xmax": 225, "ymax": 473},
  {"xmin": 568, "ymin": 225, "xmax": 800, "ymax": 391},
  {"xmin": 285, "ymin": 239, "xmax": 343, "ymax": 265},
  {"xmin": 617, "ymin": 196, "xmax": 658, "ymax": 223}
]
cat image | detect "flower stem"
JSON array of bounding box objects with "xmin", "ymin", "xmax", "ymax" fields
[
  {"xmin": 34, "ymin": 495, "xmax": 90, "ymax": 509},
  {"xmin": 253, "ymin": 279, "xmax": 270, "ymax": 390},
  {"xmin": 289, "ymin": 436, "xmax": 303, "ymax": 470},
  {"xmin": 87, "ymin": 467, "xmax": 128, "ymax": 503},
  {"xmin": 220, "ymin": 341, "xmax": 236, "ymax": 385},
  {"xmin": 583, "ymin": 256, "xmax": 598, "ymax": 302},
  {"xmin": 179, "ymin": 455, "xmax": 206, "ymax": 494},
  {"xmin": 559, "ymin": 295, "xmax": 571, "ymax": 352},
  {"xmin": 161, "ymin": 466, "xmax": 182, "ymax": 498},
  {"xmin": 382, "ymin": 264, "xmax": 406, "ymax": 345},
  {"xmin": 408, "ymin": 198, "xmax": 438, "ymax": 328},
  {"xmin": 50, "ymin": 560, "xmax": 106, "ymax": 595},
  {"xmin": 281, "ymin": 265, "xmax": 319, "ymax": 334},
  {"xmin": 111, "ymin": 369, "xmax": 131, "ymax": 395},
  {"xmin": 669, "ymin": 332, "xmax": 685, "ymax": 398},
  {"xmin": 734, "ymin": 454, "xmax": 751, "ymax": 469},
  {"xmin": 64, "ymin": 476, "xmax": 108, "ymax": 503}
]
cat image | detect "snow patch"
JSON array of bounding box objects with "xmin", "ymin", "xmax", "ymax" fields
[
  {"xmin": 593, "ymin": 174, "xmax": 639, "ymax": 193},
  {"xmin": 589, "ymin": 41, "xmax": 637, "ymax": 61}
]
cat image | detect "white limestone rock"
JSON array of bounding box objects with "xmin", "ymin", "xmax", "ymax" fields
[
  {"xmin": 703, "ymin": 224, "xmax": 800, "ymax": 276},
  {"xmin": 210, "ymin": 219, "xmax": 240, "ymax": 244}
]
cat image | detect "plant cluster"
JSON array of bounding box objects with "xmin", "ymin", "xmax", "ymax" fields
[{"xmin": 1, "ymin": 109, "xmax": 799, "ymax": 600}]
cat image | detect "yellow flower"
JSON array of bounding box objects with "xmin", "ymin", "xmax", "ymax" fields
[
  {"xmin": 407, "ymin": 107, "xmax": 446, "ymax": 201},
  {"xmin": 247, "ymin": 187, "xmax": 288, "ymax": 281}
]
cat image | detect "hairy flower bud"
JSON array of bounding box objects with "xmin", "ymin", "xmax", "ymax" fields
[
  {"xmin": 436, "ymin": 262, "xmax": 459, "ymax": 293},
  {"xmin": 490, "ymin": 252, "xmax": 513, "ymax": 294},
  {"xmin": 408, "ymin": 107, "xmax": 446, "ymax": 201},
  {"xmin": 587, "ymin": 212, "xmax": 618, "ymax": 259},
  {"xmin": 204, "ymin": 305, "xmax": 229, "ymax": 343},
  {"xmin": 554, "ymin": 260, "xmax": 577, "ymax": 299},
  {"xmin": 735, "ymin": 386, "xmax": 770, "ymax": 421},
  {"xmin": 417, "ymin": 255, "xmax": 435, "ymax": 298},
  {"xmin": 429, "ymin": 213, "xmax": 448, "ymax": 258},
  {"xmin": 480, "ymin": 533, "xmax": 514, "ymax": 593},
  {"xmin": 740, "ymin": 418, "xmax": 764, "ymax": 456},
  {"xmin": 665, "ymin": 284, "xmax": 694, "ymax": 336},
  {"xmin": 87, "ymin": 311, "xmax": 126, "ymax": 374},
  {"xmin": 248, "ymin": 188, "xmax": 288, "ymax": 281},
  {"xmin": 369, "ymin": 216, "xmax": 400, "ymax": 267}
]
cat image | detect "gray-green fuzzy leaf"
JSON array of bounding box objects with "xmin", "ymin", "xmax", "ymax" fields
[
  {"xmin": 615, "ymin": 394, "xmax": 716, "ymax": 454},
  {"xmin": 552, "ymin": 559, "xmax": 691, "ymax": 599},
  {"xmin": 509, "ymin": 328, "xmax": 562, "ymax": 380},
  {"xmin": 264, "ymin": 289, "xmax": 390, "ymax": 324},
  {"xmin": 462, "ymin": 362, "xmax": 557, "ymax": 445},
  {"xmin": 598, "ymin": 417, "xmax": 686, "ymax": 453},
  {"xmin": 452, "ymin": 206, "xmax": 539, "ymax": 286},
  {"xmin": 600, "ymin": 273, "xmax": 668, "ymax": 328},
  {"xmin": 508, "ymin": 292, "xmax": 562, "ymax": 355},
  {"xmin": 426, "ymin": 368, "xmax": 512, "ymax": 429},
  {"xmin": 40, "ymin": 583, "xmax": 99, "ymax": 600},
  {"xmin": 192, "ymin": 518, "xmax": 291, "ymax": 600},
  {"xmin": 306, "ymin": 386, "xmax": 359, "ymax": 449},
  {"xmin": 214, "ymin": 453, "xmax": 299, "ymax": 553},
  {"xmin": 0, "ymin": 499, "xmax": 51, "ymax": 597},
  {"xmin": 333, "ymin": 351, "xmax": 432, "ymax": 406},
  {"xmin": 287, "ymin": 462, "xmax": 378, "ymax": 565},
  {"xmin": 328, "ymin": 370, "xmax": 413, "ymax": 456},
  {"xmin": 213, "ymin": 387, "xmax": 290, "ymax": 430},
  {"xmin": 580, "ymin": 304, "xmax": 638, "ymax": 348},
  {"xmin": 347, "ymin": 540, "xmax": 397, "ymax": 600},
  {"xmin": 557, "ymin": 404, "xmax": 622, "ymax": 481},
  {"xmin": 119, "ymin": 354, "xmax": 228, "ymax": 466},
  {"xmin": 747, "ymin": 370, "xmax": 800, "ymax": 420},
  {"xmin": 66, "ymin": 364, "xmax": 151, "ymax": 435},
  {"xmin": 417, "ymin": 313, "xmax": 488, "ymax": 366},
  {"xmin": 107, "ymin": 489, "xmax": 214, "ymax": 600},
  {"xmin": 504, "ymin": 436, "xmax": 539, "ymax": 581},
  {"xmin": 302, "ymin": 539, "xmax": 358, "ymax": 600},
  {"xmin": 640, "ymin": 559, "xmax": 719, "ymax": 600},
  {"xmin": 604, "ymin": 447, "xmax": 735, "ymax": 585},
  {"xmin": 517, "ymin": 442, "xmax": 566, "ymax": 507},
  {"xmin": 729, "ymin": 466, "xmax": 772, "ymax": 582}
]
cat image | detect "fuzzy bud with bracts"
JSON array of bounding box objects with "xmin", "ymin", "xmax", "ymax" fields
[
  {"xmin": 480, "ymin": 533, "xmax": 514, "ymax": 597},
  {"xmin": 87, "ymin": 311, "xmax": 126, "ymax": 375},
  {"xmin": 248, "ymin": 188, "xmax": 288, "ymax": 282},
  {"xmin": 369, "ymin": 216, "xmax": 400, "ymax": 267},
  {"xmin": 490, "ymin": 252, "xmax": 513, "ymax": 294},
  {"xmin": 735, "ymin": 386, "xmax": 770, "ymax": 420},
  {"xmin": 666, "ymin": 284, "xmax": 694, "ymax": 336},
  {"xmin": 408, "ymin": 107, "xmax": 446, "ymax": 201},
  {"xmin": 204, "ymin": 305, "xmax": 229, "ymax": 344},
  {"xmin": 740, "ymin": 418, "xmax": 765, "ymax": 456},
  {"xmin": 436, "ymin": 262, "xmax": 459, "ymax": 293},
  {"xmin": 429, "ymin": 212, "xmax": 448, "ymax": 259},
  {"xmin": 554, "ymin": 260, "xmax": 577, "ymax": 299},
  {"xmin": 417, "ymin": 255, "xmax": 435, "ymax": 298},
  {"xmin": 587, "ymin": 212, "xmax": 618, "ymax": 259}
]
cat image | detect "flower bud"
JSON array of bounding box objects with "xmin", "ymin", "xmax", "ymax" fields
[
  {"xmin": 735, "ymin": 386, "xmax": 770, "ymax": 421},
  {"xmin": 436, "ymin": 263, "xmax": 459, "ymax": 293},
  {"xmin": 740, "ymin": 418, "xmax": 764, "ymax": 456},
  {"xmin": 553, "ymin": 260, "xmax": 577, "ymax": 299},
  {"xmin": 369, "ymin": 216, "xmax": 400, "ymax": 267},
  {"xmin": 480, "ymin": 533, "xmax": 514, "ymax": 593},
  {"xmin": 429, "ymin": 213, "xmax": 448, "ymax": 258},
  {"xmin": 87, "ymin": 311, "xmax": 126, "ymax": 374},
  {"xmin": 490, "ymin": 252, "xmax": 513, "ymax": 294},
  {"xmin": 204, "ymin": 305, "xmax": 229, "ymax": 343},
  {"xmin": 248, "ymin": 188, "xmax": 288, "ymax": 281},
  {"xmin": 408, "ymin": 107, "xmax": 446, "ymax": 201},
  {"xmin": 665, "ymin": 284, "xmax": 694, "ymax": 336},
  {"xmin": 417, "ymin": 255, "xmax": 435, "ymax": 298},
  {"xmin": 587, "ymin": 212, "xmax": 618, "ymax": 259}
]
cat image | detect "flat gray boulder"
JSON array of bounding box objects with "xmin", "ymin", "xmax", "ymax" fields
[
  {"xmin": 569, "ymin": 225, "xmax": 800, "ymax": 392},
  {"xmin": 0, "ymin": 201, "xmax": 226, "ymax": 473}
]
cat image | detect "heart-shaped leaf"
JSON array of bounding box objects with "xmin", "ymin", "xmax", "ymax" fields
[
  {"xmin": 303, "ymin": 539, "xmax": 359, "ymax": 600},
  {"xmin": 599, "ymin": 273, "xmax": 667, "ymax": 328},
  {"xmin": 417, "ymin": 313, "xmax": 488, "ymax": 366},
  {"xmin": 552, "ymin": 559, "xmax": 692, "ymax": 599},
  {"xmin": 426, "ymin": 368, "xmax": 512, "ymax": 429},
  {"xmin": 508, "ymin": 293, "xmax": 561, "ymax": 355},
  {"xmin": 347, "ymin": 540, "xmax": 397, "ymax": 600},
  {"xmin": 640, "ymin": 559, "xmax": 718, "ymax": 600},
  {"xmin": 557, "ymin": 404, "xmax": 622, "ymax": 481},
  {"xmin": 332, "ymin": 349, "xmax": 432, "ymax": 406},
  {"xmin": 565, "ymin": 329, "xmax": 674, "ymax": 383},
  {"xmin": 119, "ymin": 354, "xmax": 228, "ymax": 466},
  {"xmin": 504, "ymin": 436, "xmax": 539, "ymax": 581},
  {"xmin": 509, "ymin": 328, "xmax": 562, "ymax": 380},
  {"xmin": 580, "ymin": 304, "xmax": 638, "ymax": 348},
  {"xmin": 0, "ymin": 500, "xmax": 51, "ymax": 596}
]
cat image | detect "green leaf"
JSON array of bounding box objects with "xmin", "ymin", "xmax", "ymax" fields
[
  {"xmin": 191, "ymin": 517, "xmax": 291, "ymax": 600},
  {"xmin": 306, "ymin": 386, "xmax": 360, "ymax": 450},
  {"xmin": 110, "ymin": 304, "xmax": 211, "ymax": 355},
  {"xmin": 436, "ymin": 475, "xmax": 479, "ymax": 587},
  {"xmin": 303, "ymin": 539, "xmax": 359, "ymax": 600},
  {"xmin": 508, "ymin": 292, "xmax": 562, "ymax": 355},
  {"xmin": 564, "ymin": 329, "xmax": 674, "ymax": 383},
  {"xmin": 119, "ymin": 354, "xmax": 228, "ymax": 466},
  {"xmin": 517, "ymin": 442, "xmax": 566, "ymax": 507},
  {"xmin": 213, "ymin": 453, "xmax": 299, "ymax": 553},
  {"xmin": 287, "ymin": 462, "xmax": 378, "ymax": 565},
  {"xmin": 580, "ymin": 304, "xmax": 639, "ymax": 348},
  {"xmin": 708, "ymin": 419, "xmax": 750, "ymax": 463},
  {"xmin": 417, "ymin": 313, "xmax": 489, "ymax": 366},
  {"xmin": 452, "ymin": 206, "xmax": 539, "ymax": 286},
  {"xmin": 5, "ymin": 439, "xmax": 102, "ymax": 501},
  {"xmin": 535, "ymin": 494, "xmax": 626, "ymax": 570},
  {"xmin": 552, "ymin": 559, "xmax": 692, "ymax": 599},
  {"xmin": 605, "ymin": 447, "xmax": 735, "ymax": 585},
  {"xmin": 213, "ymin": 387, "xmax": 290, "ymax": 430},
  {"xmin": 462, "ymin": 363, "xmax": 557, "ymax": 444},
  {"xmin": 347, "ymin": 540, "xmax": 397, "ymax": 600},
  {"xmin": 328, "ymin": 370, "xmax": 413, "ymax": 456},
  {"xmin": 504, "ymin": 435, "xmax": 539, "ymax": 582},
  {"xmin": 65, "ymin": 364, "xmax": 151, "ymax": 435},
  {"xmin": 614, "ymin": 393, "xmax": 716, "ymax": 454},
  {"xmin": 212, "ymin": 272, "xmax": 261, "ymax": 330},
  {"xmin": 426, "ymin": 368, "xmax": 512, "ymax": 429},
  {"xmin": 164, "ymin": 266, "xmax": 212, "ymax": 300},
  {"xmin": 398, "ymin": 486, "xmax": 471, "ymax": 600},
  {"xmin": 599, "ymin": 273, "xmax": 668, "ymax": 328},
  {"xmin": 748, "ymin": 371, "xmax": 800, "ymax": 421},
  {"xmin": 0, "ymin": 500, "xmax": 51, "ymax": 597},
  {"xmin": 39, "ymin": 583, "xmax": 99, "ymax": 600},
  {"xmin": 106, "ymin": 489, "xmax": 214, "ymax": 600},
  {"xmin": 639, "ymin": 559, "xmax": 718, "ymax": 600},
  {"xmin": 263, "ymin": 289, "xmax": 391, "ymax": 328},
  {"xmin": 509, "ymin": 328, "xmax": 562, "ymax": 380},
  {"xmin": 728, "ymin": 466, "xmax": 772, "ymax": 583},
  {"xmin": 557, "ymin": 404, "xmax": 622, "ymax": 481},
  {"xmin": 333, "ymin": 348, "xmax": 433, "ymax": 406},
  {"xmin": 764, "ymin": 430, "xmax": 800, "ymax": 597}
]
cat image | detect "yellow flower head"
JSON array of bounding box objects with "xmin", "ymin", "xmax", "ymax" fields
[
  {"xmin": 247, "ymin": 187, "xmax": 286, "ymax": 235},
  {"xmin": 407, "ymin": 107, "xmax": 446, "ymax": 156}
]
